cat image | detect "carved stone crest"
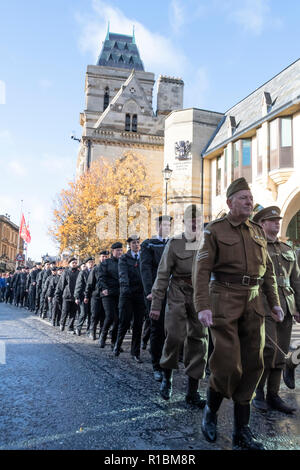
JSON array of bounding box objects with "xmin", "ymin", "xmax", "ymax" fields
[{"xmin": 175, "ymin": 140, "xmax": 192, "ymax": 160}]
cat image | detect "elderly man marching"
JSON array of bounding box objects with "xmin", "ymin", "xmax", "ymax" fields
[
  {"xmin": 150, "ymin": 204, "xmax": 208, "ymax": 408},
  {"xmin": 193, "ymin": 178, "xmax": 284, "ymax": 450},
  {"xmin": 252, "ymin": 206, "xmax": 300, "ymax": 413}
]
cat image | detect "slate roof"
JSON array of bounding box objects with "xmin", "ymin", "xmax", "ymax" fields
[
  {"xmin": 204, "ymin": 58, "xmax": 300, "ymax": 156},
  {"xmin": 96, "ymin": 32, "xmax": 144, "ymax": 71}
]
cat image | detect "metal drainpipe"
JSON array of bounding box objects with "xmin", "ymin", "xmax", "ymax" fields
[{"xmin": 87, "ymin": 140, "xmax": 91, "ymax": 170}]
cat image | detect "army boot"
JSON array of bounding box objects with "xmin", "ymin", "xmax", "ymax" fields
[
  {"xmin": 266, "ymin": 392, "xmax": 296, "ymax": 414},
  {"xmin": 99, "ymin": 330, "xmax": 108, "ymax": 348},
  {"xmin": 186, "ymin": 376, "xmax": 206, "ymax": 409},
  {"xmin": 201, "ymin": 387, "xmax": 223, "ymax": 442},
  {"xmin": 159, "ymin": 369, "xmax": 173, "ymax": 400},
  {"xmin": 232, "ymin": 403, "xmax": 265, "ymax": 450},
  {"xmin": 252, "ymin": 388, "xmax": 268, "ymax": 412}
]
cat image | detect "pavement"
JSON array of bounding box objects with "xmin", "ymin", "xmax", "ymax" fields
[{"xmin": 0, "ymin": 302, "xmax": 299, "ymax": 451}]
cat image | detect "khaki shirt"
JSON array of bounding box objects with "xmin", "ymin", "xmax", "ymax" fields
[
  {"xmin": 151, "ymin": 233, "xmax": 195, "ymax": 311},
  {"xmin": 193, "ymin": 213, "xmax": 279, "ymax": 312},
  {"xmin": 263, "ymin": 239, "xmax": 300, "ymax": 316}
]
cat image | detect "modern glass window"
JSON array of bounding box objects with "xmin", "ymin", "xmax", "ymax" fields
[
  {"xmin": 224, "ymin": 148, "xmax": 228, "ymax": 187},
  {"xmin": 281, "ymin": 117, "xmax": 292, "ymax": 147},
  {"xmin": 233, "ymin": 142, "xmax": 239, "ymax": 167},
  {"xmin": 257, "ymin": 128, "xmax": 263, "ymax": 175},
  {"xmin": 242, "ymin": 139, "xmax": 251, "ymax": 166}
]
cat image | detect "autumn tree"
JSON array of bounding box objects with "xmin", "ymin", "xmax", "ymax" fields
[{"xmin": 50, "ymin": 152, "xmax": 163, "ymax": 259}]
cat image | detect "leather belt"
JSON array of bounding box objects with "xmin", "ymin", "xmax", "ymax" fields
[
  {"xmin": 276, "ymin": 277, "xmax": 290, "ymax": 287},
  {"xmin": 173, "ymin": 276, "xmax": 193, "ymax": 286},
  {"xmin": 212, "ymin": 272, "xmax": 261, "ymax": 286}
]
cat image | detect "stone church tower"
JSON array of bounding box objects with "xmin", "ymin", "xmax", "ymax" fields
[{"xmin": 76, "ymin": 28, "xmax": 184, "ymax": 189}]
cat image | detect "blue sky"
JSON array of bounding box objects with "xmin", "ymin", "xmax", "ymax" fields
[{"xmin": 1, "ymin": 0, "xmax": 300, "ymax": 260}]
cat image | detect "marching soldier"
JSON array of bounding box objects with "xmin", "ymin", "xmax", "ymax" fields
[
  {"xmin": 75, "ymin": 257, "xmax": 95, "ymax": 336},
  {"xmin": 140, "ymin": 215, "xmax": 172, "ymax": 381},
  {"xmin": 114, "ymin": 236, "xmax": 146, "ymax": 362},
  {"xmin": 252, "ymin": 206, "xmax": 300, "ymax": 413},
  {"xmin": 55, "ymin": 257, "xmax": 79, "ymax": 333},
  {"xmin": 193, "ymin": 178, "xmax": 284, "ymax": 450},
  {"xmin": 84, "ymin": 250, "xmax": 109, "ymax": 340},
  {"xmin": 36, "ymin": 261, "xmax": 50, "ymax": 315},
  {"xmin": 98, "ymin": 243, "xmax": 123, "ymax": 349},
  {"xmin": 150, "ymin": 205, "xmax": 208, "ymax": 407},
  {"xmin": 283, "ymin": 248, "xmax": 300, "ymax": 389},
  {"xmin": 28, "ymin": 263, "xmax": 42, "ymax": 312},
  {"xmin": 50, "ymin": 267, "xmax": 64, "ymax": 326}
]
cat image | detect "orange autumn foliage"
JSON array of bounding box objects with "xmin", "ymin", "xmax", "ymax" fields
[{"xmin": 50, "ymin": 152, "xmax": 162, "ymax": 259}]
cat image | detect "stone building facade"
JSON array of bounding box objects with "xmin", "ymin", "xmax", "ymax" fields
[
  {"xmin": 164, "ymin": 59, "xmax": 300, "ymax": 247},
  {"xmin": 76, "ymin": 30, "xmax": 184, "ymax": 190}
]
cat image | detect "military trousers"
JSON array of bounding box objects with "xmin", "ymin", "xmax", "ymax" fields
[
  {"xmin": 145, "ymin": 298, "xmax": 166, "ymax": 371},
  {"xmin": 257, "ymin": 309, "xmax": 293, "ymax": 394},
  {"xmin": 76, "ymin": 301, "xmax": 91, "ymax": 332},
  {"xmin": 52, "ymin": 299, "xmax": 61, "ymax": 326},
  {"xmin": 160, "ymin": 280, "xmax": 208, "ymax": 380},
  {"xmin": 209, "ymin": 282, "xmax": 265, "ymax": 405},
  {"xmin": 101, "ymin": 296, "xmax": 119, "ymax": 345},
  {"xmin": 89, "ymin": 296, "xmax": 105, "ymax": 336},
  {"xmin": 28, "ymin": 286, "xmax": 36, "ymax": 311},
  {"xmin": 60, "ymin": 300, "xmax": 79, "ymax": 330},
  {"xmin": 116, "ymin": 293, "xmax": 146, "ymax": 356}
]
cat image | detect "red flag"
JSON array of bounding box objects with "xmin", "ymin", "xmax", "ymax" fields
[{"xmin": 19, "ymin": 214, "xmax": 31, "ymax": 244}]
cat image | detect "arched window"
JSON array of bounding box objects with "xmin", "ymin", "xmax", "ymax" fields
[
  {"xmin": 125, "ymin": 114, "xmax": 138, "ymax": 132},
  {"xmin": 103, "ymin": 87, "xmax": 109, "ymax": 111},
  {"xmin": 125, "ymin": 114, "xmax": 131, "ymax": 131},
  {"xmin": 132, "ymin": 114, "xmax": 137, "ymax": 132}
]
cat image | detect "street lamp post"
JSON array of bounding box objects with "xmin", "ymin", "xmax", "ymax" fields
[{"xmin": 162, "ymin": 164, "xmax": 173, "ymax": 215}]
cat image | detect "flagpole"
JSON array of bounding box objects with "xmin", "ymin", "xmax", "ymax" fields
[
  {"xmin": 16, "ymin": 200, "xmax": 23, "ymax": 269},
  {"xmin": 26, "ymin": 210, "xmax": 30, "ymax": 265}
]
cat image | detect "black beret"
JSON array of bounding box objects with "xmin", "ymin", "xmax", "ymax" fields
[
  {"xmin": 111, "ymin": 242, "xmax": 123, "ymax": 249},
  {"xmin": 100, "ymin": 250, "xmax": 110, "ymax": 255},
  {"xmin": 51, "ymin": 267, "xmax": 57, "ymax": 272},
  {"xmin": 84, "ymin": 257, "xmax": 95, "ymax": 263},
  {"xmin": 68, "ymin": 257, "xmax": 77, "ymax": 264}
]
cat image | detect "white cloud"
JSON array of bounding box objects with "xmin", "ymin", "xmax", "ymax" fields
[
  {"xmin": 169, "ymin": 0, "xmax": 186, "ymax": 35},
  {"xmin": 76, "ymin": 0, "xmax": 187, "ymax": 76},
  {"xmin": 220, "ymin": 0, "xmax": 283, "ymax": 36}
]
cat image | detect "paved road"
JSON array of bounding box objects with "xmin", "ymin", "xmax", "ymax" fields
[{"xmin": 0, "ymin": 302, "xmax": 299, "ymax": 450}]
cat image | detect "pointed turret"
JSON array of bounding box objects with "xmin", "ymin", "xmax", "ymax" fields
[{"xmin": 96, "ymin": 29, "xmax": 144, "ymax": 71}]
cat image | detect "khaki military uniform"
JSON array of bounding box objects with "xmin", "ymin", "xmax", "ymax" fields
[
  {"xmin": 151, "ymin": 234, "xmax": 208, "ymax": 380},
  {"xmin": 193, "ymin": 213, "xmax": 280, "ymax": 405},
  {"xmin": 258, "ymin": 240, "xmax": 300, "ymax": 393}
]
